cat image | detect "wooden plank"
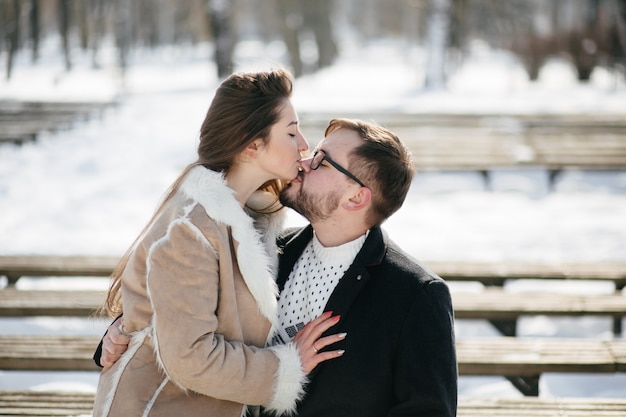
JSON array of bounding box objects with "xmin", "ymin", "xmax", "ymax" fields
[
  {"xmin": 2, "ymin": 255, "xmax": 625, "ymax": 287},
  {"xmin": 299, "ymin": 111, "xmax": 626, "ymax": 170},
  {"xmin": 0, "ymin": 390, "xmax": 94, "ymax": 417},
  {"xmin": 0, "ymin": 335, "xmax": 101, "ymax": 371},
  {"xmin": 0, "ymin": 100, "xmax": 111, "ymax": 115},
  {"xmin": 425, "ymin": 260, "xmax": 626, "ymax": 288},
  {"xmin": 1, "ymin": 287, "xmax": 624, "ymax": 325},
  {"xmin": 608, "ymin": 340, "xmax": 626, "ymax": 373},
  {"xmin": 0, "ymin": 255, "xmax": 118, "ymax": 283},
  {"xmin": 1, "ymin": 335, "xmax": 625, "ymax": 378},
  {"xmin": 458, "ymin": 396, "xmax": 626, "ymax": 417},
  {"xmin": 0, "ymin": 289, "xmax": 106, "ymax": 316},
  {"xmin": 452, "ymin": 289, "xmax": 626, "ymax": 320},
  {"xmin": 3, "ymin": 391, "xmax": 626, "ymax": 417},
  {"xmin": 456, "ymin": 338, "xmax": 622, "ymax": 376}
]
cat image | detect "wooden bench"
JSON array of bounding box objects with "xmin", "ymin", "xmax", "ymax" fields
[
  {"xmin": 2, "ymin": 255, "xmax": 624, "ymax": 336},
  {"xmin": 0, "ymin": 390, "xmax": 94, "ymax": 417},
  {"xmin": 0, "ymin": 335, "xmax": 624, "ymax": 396},
  {"xmin": 2, "ymin": 255, "xmax": 625, "ymax": 288},
  {"xmin": 457, "ymin": 337, "xmax": 626, "ymax": 395},
  {"xmin": 2, "ymin": 391, "xmax": 626, "ymax": 417},
  {"xmin": 1, "ymin": 287, "xmax": 624, "ymax": 336},
  {"xmin": 458, "ymin": 396, "xmax": 626, "ymax": 417},
  {"xmin": 452, "ymin": 289, "xmax": 626, "ymax": 336},
  {"xmin": 299, "ymin": 112, "xmax": 626, "ymax": 182},
  {"xmin": 426, "ymin": 259, "xmax": 626, "ymax": 289},
  {"xmin": 0, "ymin": 100, "xmax": 112, "ymax": 145},
  {"xmin": 0, "ymin": 289, "xmax": 106, "ymax": 317},
  {"xmin": 0, "ymin": 255, "xmax": 117, "ymax": 285}
]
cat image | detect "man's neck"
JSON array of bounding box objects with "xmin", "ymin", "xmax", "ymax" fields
[{"xmin": 311, "ymin": 219, "xmax": 369, "ymax": 248}]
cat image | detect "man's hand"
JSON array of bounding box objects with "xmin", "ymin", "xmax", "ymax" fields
[{"xmin": 100, "ymin": 316, "xmax": 131, "ymax": 368}]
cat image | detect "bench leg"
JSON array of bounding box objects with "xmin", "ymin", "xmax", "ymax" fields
[
  {"xmin": 548, "ymin": 169, "xmax": 562, "ymax": 190},
  {"xmin": 479, "ymin": 170, "xmax": 490, "ymax": 190},
  {"xmin": 488, "ymin": 319, "xmax": 517, "ymax": 337},
  {"xmin": 506, "ymin": 375, "xmax": 540, "ymax": 396},
  {"xmin": 614, "ymin": 317, "xmax": 623, "ymax": 337},
  {"xmin": 5, "ymin": 274, "xmax": 20, "ymax": 287}
]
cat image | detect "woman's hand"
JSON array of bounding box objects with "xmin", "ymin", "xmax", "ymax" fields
[
  {"xmin": 100, "ymin": 316, "xmax": 132, "ymax": 368},
  {"xmin": 292, "ymin": 311, "xmax": 346, "ymax": 374}
]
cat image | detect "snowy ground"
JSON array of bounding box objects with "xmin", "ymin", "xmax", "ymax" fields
[{"xmin": 0, "ymin": 39, "xmax": 625, "ymax": 397}]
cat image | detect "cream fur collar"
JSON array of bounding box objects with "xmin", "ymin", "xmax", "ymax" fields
[{"xmin": 180, "ymin": 166, "xmax": 284, "ymax": 328}]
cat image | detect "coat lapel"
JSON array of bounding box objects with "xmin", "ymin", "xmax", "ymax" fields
[
  {"xmin": 323, "ymin": 227, "xmax": 387, "ymax": 318},
  {"xmin": 278, "ymin": 226, "xmax": 388, "ymax": 318}
]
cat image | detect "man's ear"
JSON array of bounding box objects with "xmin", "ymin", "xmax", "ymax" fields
[{"xmin": 342, "ymin": 186, "xmax": 371, "ymax": 212}]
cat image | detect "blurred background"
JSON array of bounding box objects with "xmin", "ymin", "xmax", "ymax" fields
[
  {"xmin": 1, "ymin": 0, "xmax": 626, "ymax": 86},
  {"xmin": 0, "ymin": 0, "xmax": 625, "ymax": 398}
]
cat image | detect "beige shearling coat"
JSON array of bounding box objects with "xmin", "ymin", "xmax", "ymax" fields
[{"xmin": 92, "ymin": 166, "xmax": 307, "ymax": 417}]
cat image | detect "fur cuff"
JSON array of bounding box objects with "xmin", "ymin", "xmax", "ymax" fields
[{"xmin": 264, "ymin": 343, "xmax": 307, "ymax": 416}]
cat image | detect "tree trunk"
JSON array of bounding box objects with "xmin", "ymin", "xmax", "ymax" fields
[
  {"xmin": 206, "ymin": 0, "xmax": 235, "ymax": 79},
  {"xmin": 114, "ymin": 0, "xmax": 132, "ymax": 71},
  {"xmin": 58, "ymin": 0, "xmax": 73, "ymax": 71},
  {"xmin": 275, "ymin": 0, "xmax": 303, "ymax": 77},
  {"xmin": 424, "ymin": 0, "xmax": 452, "ymax": 90},
  {"xmin": 76, "ymin": 0, "xmax": 89, "ymax": 51},
  {"xmin": 30, "ymin": 0, "xmax": 40, "ymax": 62},
  {"xmin": 302, "ymin": 0, "xmax": 337, "ymax": 69},
  {"xmin": 90, "ymin": 0, "xmax": 106, "ymax": 68},
  {"xmin": 5, "ymin": 0, "xmax": 20, "ymax": 80}
]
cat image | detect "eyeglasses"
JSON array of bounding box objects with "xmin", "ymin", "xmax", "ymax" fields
[{"xmin": 310, "ymin": 150, "xmax": 365, "ymax": 187}]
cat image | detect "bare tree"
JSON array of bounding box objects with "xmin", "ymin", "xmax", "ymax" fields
[
  {"xmin": 301, "ymin": 0, "xmax": 337, "ymax": 69},
  {"xmin": 3, "ymin": 0, "xmax": 20, "ymax": 79},
  {"xmin": 424, "ymin": 0, "xmax": 452, "ymax": 89},
  {"xmin": 30, "ymin": 0, "xmax": 40, "ymax": 62},
  {"xmin": 58, "ymin": 0, "xmax": 72, "ymax": 71},
  {"xmin": 205, "ymin": 0, "xmax": 235, "ymax": 78},
  {"xmin": 275, "ymin": 0, "xmax": 303, "ymax": 76},
  {"xmin": 114, "ymin": 0, "xmax": 131, "ymax": 70}
]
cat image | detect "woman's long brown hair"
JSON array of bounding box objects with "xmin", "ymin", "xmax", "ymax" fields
[{"xmin": 101, "ymin": 68, "xmax": 294, "ymax": 318}]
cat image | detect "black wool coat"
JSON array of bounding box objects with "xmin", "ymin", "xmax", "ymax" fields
[{"xmin": 262, "ymin": 225, "xmax": 458, "ymax": 417}]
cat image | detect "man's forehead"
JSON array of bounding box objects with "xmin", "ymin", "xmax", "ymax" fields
[{"xmin": 319, "ymin": 128, "xmax": 361, "ymax": 152}]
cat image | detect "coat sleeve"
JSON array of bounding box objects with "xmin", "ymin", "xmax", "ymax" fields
[
  {"xmin": 145, "ymin": 220, "xmax": 306, "ymax": 415},
  {"xmin": 388, "ymin": 279, "xmax": 458, "ymax": 417}
]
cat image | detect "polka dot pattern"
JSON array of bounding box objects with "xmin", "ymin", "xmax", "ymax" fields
[{"xmin": 271, "ymin": 232, "xmax": 367, "ymax": 345}]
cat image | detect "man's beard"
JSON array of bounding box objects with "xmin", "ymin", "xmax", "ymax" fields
[{"xmin": 280, "ymin": 177, "xmax": 341, "ymax": 223}]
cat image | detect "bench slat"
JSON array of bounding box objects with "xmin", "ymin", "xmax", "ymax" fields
[
  {"xmin": 0, "ymin": 335, "xmax": 624, "ymax": 377},
  {"xmin": 456, "ymin": 338, "xmax": 620, "ymax": 376},
  {"xmin": 0, "ymin": 290, "xmax": 106, "ymax": 316},
  {"xmin": 1, "ymin": 288, "xmax": 624, "ymax": 321},
  {"xmin": 0, "ymin": 335, "xmax": 101, "ymax": 372},
  {"xmin": 452, "ymin": 289, "xmax": 626, "ymax": 319},
  {"xmin": 458, "ymin": 396, "xmax": 626, "ymax": 417},
  {"xmin": 2, "ymin": 256, "xmax": 625, "ymax": 287},
  {"xmin": 0, "ymin": 390, "xmax": 94, "ymax": 416},
  {"xmin": 3, "ymin": 391, "xmax": 626, "ymax": 417}
]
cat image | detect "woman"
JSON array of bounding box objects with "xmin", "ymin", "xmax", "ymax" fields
[{"xmin": 92, "ymin": 68, "xmax": 345, "ymax": 417}]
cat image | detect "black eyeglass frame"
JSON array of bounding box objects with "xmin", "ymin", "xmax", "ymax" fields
[{"xmin": 310, "ymin": 150, "xmax": 366, "ymax": 187}]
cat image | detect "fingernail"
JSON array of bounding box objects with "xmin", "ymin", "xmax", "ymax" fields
[
  {"xmin": 337, "ymin": 350, "xmax": 345, "ymax": 355},
  {"xmin": 333, "ymin": 315, "xmax": 341, "ymax": 321},
  {"xmin": 338, "ymin": 333, "xmax": 347, "ymax": 338},
  {"xmin": 325, "ymin": 310, "xmax": 333, "ymax": 317}
]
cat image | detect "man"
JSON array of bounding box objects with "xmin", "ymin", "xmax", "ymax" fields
[{"xmin": 96, "ymin": 118, "xmax": 458, "ymax": 416}]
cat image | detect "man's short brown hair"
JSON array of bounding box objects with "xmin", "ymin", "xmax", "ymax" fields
[{"xmin": 324, "ymin": 118, "xmax": 414, "ymax": 226}]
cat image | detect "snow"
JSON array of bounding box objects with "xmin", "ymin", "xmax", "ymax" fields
[{"xmin": 1, "ymin": 39, "xmax": 625, "ymax": 397}]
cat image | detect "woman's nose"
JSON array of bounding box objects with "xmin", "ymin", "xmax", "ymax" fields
[
  {"xmin": 297, "ymin": 132, "xmax": 309, "ymax": 153},
  {"xmin": 299, "ymin": 155, "xmax": 313, "ymax": 172}
]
